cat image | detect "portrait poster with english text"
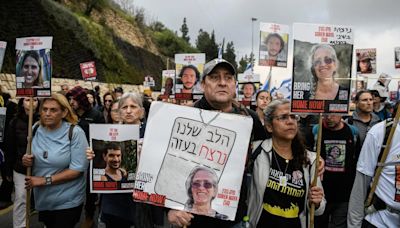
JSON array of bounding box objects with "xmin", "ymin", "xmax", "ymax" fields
[
  {"xmin": 133, "ymin": 102, "xmax": 253, "ymax": 221},
  {"xmin": 291, "ymin": 23, "xmax": 353, "ymax": 114},
  {"xmin": 15, "ymin": 37, "xmax": 52, "ymax": 97},
  {"xmin": 89, "ymin": 124, "xmax": 140, "ymax": 193},
  {"xmin": 174, "ymin": 53, "xmax": 205, "ymax": 100},
  {"xmin": 259, "ymin": 22, "xmax": 289, "ymax": 67},
  {"xmin": 0, "ymin": 41, "xmax": 6, "ymax": 73}
]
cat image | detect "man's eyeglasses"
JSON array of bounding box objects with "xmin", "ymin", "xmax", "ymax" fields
[
  {"xmin": 111, "ymin": 109, "xmax": 119, "ymax": 113},
  {"xmin": 272, "ymin": 114, "xmax": 300, "ymax": 122},
  {"xmin": 313, "ymin": 56, "xmax": 334, "ymax": 67},
  {"xmin": 191, "ymin": 181, "xmax": 214, "ymax": 189}
]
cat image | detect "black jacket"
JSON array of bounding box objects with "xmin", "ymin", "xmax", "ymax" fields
[{"xmin": 5, "ymin": 113, "xmax": 39, "ymax": 176}]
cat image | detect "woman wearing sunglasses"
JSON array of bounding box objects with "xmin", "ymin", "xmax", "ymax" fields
[
  {"xmin": 309, "ymin": 44, "xmax": 343, "ymax": 100},
  {"xmin": 184, "ymin": 166, "xmax": 228, "ymax": 220},
  {"xmin": 248, "ymin": 99, "xmax": 325, "ymax": 228}
]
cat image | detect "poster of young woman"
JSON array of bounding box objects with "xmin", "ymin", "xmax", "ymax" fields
[
  {"xmin": 259, "ymin": 23, "xmax": 289, "ymax": 67},
  {"xmin": 291, "ymin": 23, "xmax": 353, "ymax": 113},
  {"xmin": 356, "ymin": 48, "xmax": 377, "ymax": 74},
  {"xmin": 133, "ymin": 102, "xmax": 253, "ymax": 221},
  {"xmin": 89, "ymin": 124, "xmax": 140, "ymax": 193},
  {"xmin": 174, "ymin": 53, "xmax": 205, "ymax": 100},
  {"xmin": 15, "ymin": 37, "xmax": 52, "ymax": 97}
]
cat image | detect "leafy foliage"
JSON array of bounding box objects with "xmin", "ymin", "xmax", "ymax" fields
[
  {"xmin": 196, "ymin": 29, "xmax": 218, "ymax": 62},
  {"xmin": 224, "ymin": 41, "xmax": 237, "ymax": 69},
  {"xmin": 151, "ymin": 27, "xmax": 197, "ymax": 58}
]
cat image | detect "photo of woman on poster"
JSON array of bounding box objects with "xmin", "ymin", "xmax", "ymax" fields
[
  {"xmin": 17, "ymin": 50, "xmax": 42, "ymax": 88},
  {"xmin": 357, "ymin": 52, "xmax": 373, "ymax": 74},
  {"xmin": 309, "ymin": 44, "xmax": 344, "ymax": 100},
  {"xmin": 184, "ymin": 166, "xmax": 228, "ymax": 220}
]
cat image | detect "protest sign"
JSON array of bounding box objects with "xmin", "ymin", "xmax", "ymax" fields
[
  {"xmin": 15, "ymin": 37, "xmax": 52, "ymax": 97},
  {"xmin": 160, "ymin": 70, "xmax": 175, "ymax": 99},
  {"xmin": 0, "ymin": 41, "xmax": 6, "ymax": 73},
  {"xmin": 356, "ymin": 48, "xmax": 376, "ymax": 74},
  {"xmin": 133, "ymin": 102, "xmax": 253, "ymax": 221},
  {"xmin": 0, "ymin": 108, "xmax": 6, "ymax": 142},
  {"xmin": 143, "ymin": 75, "xmax": 155, "ymax": 87},
  {"xmin": 237, "ymin": 72, "xmax": 260, "ymax": 107},
  {"xmin": 259, "ymin": 23, "xmax": 289, "ymax": 67},
  {"xmin": 89, "ymin": 124, "xmax": 140, "ymax": 193},
  {"xmin": 80, "ymin": 61, "xmax": 97, "ymax": 81},
  {"xmin": 291, "ymin": 23, "xmax": 353, "ymax": 113},
  {"xmin": 395, "ymin": 47, "xmax": 400, "ymax": 69},
  {"xmin": 175, "ymin": 53, "xmax": 205, "ymax": 100}
]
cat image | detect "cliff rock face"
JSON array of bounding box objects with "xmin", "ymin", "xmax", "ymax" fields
[{"xmin": 0, "ymin": 0, "xmax": 165, "ymax": 87}]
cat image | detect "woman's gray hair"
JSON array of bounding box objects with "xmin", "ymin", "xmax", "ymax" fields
[
  {"xmin": 118, "ymin": 92, "xmax": 143, "ymax": 109},
  {"xmin": 263, "ymin": 99, "xmax": 290, "ymax": 125},
  {"xmin": 309, "ymin": 44, "xmax": 339, "ymax": 99}
]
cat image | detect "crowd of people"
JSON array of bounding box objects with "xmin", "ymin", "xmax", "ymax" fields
[{"xmin": 0, "ymin": 57, "xmax": 399, "ymax": 228}]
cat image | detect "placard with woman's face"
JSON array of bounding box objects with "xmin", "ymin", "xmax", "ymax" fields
[
  {"xmin": 356, "ymin": 48, "xmax": 376, "ymax": 74},
  {"xmin": 15, "ymin": 37, "xmax": 52, "ymax": 97},
  {"xmin": 291, "ymin": 23, "xmax": 353, "ymax": 114}
]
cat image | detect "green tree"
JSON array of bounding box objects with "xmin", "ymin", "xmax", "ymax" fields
[
  {"xmin": 237, "ymin": 54, "xmax": 249, "ymax": 73},
  {"xmin": 196, "ymin": 29, "xmax": 218, "ymax": 61},
  {"xmin": 180, "ymin": 17, "xmax": 190, "ymax": 43},
  {"xmin": 224, "ymin": 41, "xmax": 237, "ymax": 69}
]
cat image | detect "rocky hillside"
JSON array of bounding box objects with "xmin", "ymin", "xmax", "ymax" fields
[{"xmin": 0, "ymin": 0, "xmax": 166, "ymax": 88}]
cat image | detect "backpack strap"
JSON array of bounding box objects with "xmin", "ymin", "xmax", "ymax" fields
[
  {"xmin": 32, "ymin": 123, "xmax": 75, "ymax": 142},
  {"xmin": 68, "ymin": 124, "xmax": 76, "ymax": 141}
]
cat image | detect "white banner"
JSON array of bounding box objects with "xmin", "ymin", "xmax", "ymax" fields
[{"xmin": 133, "ymin": 102, "xmax": 253, "ymax": 221}]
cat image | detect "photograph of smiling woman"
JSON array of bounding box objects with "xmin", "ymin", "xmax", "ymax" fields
[{"xmin": 17, "ymin": 50, "xmax": 43, "ymax": 88}]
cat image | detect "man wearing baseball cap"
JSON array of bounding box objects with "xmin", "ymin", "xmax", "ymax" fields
[{"xmin": 167, "ymin": 58, "xmax": 267, "ymax": 228}]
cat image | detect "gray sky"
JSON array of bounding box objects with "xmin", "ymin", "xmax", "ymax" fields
[{"xmin": 134, "ymin": 0, "xmax": 400, "ymax": 89}]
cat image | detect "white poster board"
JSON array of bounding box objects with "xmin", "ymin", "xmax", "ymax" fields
[
  {"xmin": 133, "ymin": 102, "xmax": 253, "ymax": 221},
  {"xmin": 89, "ymin": 124, "xmax": 140, "ymax": 193}
]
